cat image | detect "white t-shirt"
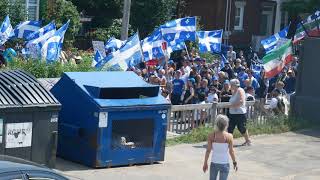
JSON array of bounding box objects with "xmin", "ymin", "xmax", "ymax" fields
[
  {"xmin": 207, "ymin": 93, "xmax": 218, "ymax": 103},
  {"xmin": 268, "ymin": 97, "xmax": 278, "ymax": 110},
  {"xmin": 183, "ymin": 66, "xmax": 191, "ymax": 76}
]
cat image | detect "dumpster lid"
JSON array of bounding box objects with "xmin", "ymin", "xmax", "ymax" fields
[
  {"xmin": 0, "ymin": 70, "xmax": 60, "ymax": 107},
  {"xmin": 60, "ymin": 71, "xmax": 170, "ymax": 107}
]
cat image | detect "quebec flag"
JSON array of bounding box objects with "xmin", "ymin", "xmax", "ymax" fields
[
  {"xmin": 10, "ymin": 21, "xmax": 41, "ymax": 39},
  {"xmin": 26, "ymin": 22, "xmax": 56, "ymax": 42},
  {"xmin": 261, "ymin": 26, "xmax": 288, "ymax": 53},
  {"xmin": 167, "ymin": 40, "xmax": 186, "ymax": 55},
  {"xmin": 41, "ymin": 20, "xmax": 69, "ymax": 63},
  {"xmin": 0, "ymin": 15, "xmax": 13, "ymax": 45},
  {"xmin": 92, "ymin": 50, "xmax": 104, "ymax": 67},
  {"xmin": 105, "ymin": 37, "xmax": 125, "ymax": 53},
  {"xmin": 96, "ymin": 33, "xmax": 143, "ymax": 71},
  {"xmin": 25, "ymin": 22, "xmax": 56, "ymax": 59},
  {"xmin": 160, "ymin": 17, "xmax": 196, "ymax": 46},
  {"xmin": 141, "ymin": 28, "xmax": 165, "ymax": 61},
  {"xmin": 197, "ymin": 30, "xmax": 223, "ymax": 53}
]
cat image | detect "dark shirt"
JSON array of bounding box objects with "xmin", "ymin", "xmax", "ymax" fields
[
  {"xmin": 220, "ymin": 90, "xmax": 232, "ymax": 102},
  {"xmin": 221, "ymin": 66, "xmax": 235, "ymax": 79},
  {"xmin": 284, "ymin": 77, "xmax": 296, "ymax": 94}
]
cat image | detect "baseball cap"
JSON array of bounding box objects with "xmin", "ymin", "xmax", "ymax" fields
[{"xmin": 212, "ymin": 76, "xmax": 218, "ymax": 81}]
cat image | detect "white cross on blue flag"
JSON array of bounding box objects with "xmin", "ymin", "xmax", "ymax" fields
[
  {"xmin": 261, "ymin": 26, "xmax": 288, "ymax": 54},
  {"xmin": 0, "ymin": 15, "xmax": 13, "ymax": 45},
  {"xmin": 10, "ymin": 21, "xmax": 41, "ymax": 39},
  {"xmin": 92, "ymin": 50, "xmax": 104, "ymax": 67},
  {"xmin": 197, "ymin": 30, "xmax": 223, "ymax": 53},
  {"xmin": 26, "ymin": 22, "xmax": 56, "ymax": 42},
  {"xmin": 142, "ymin": 28, "xmax": 165, "ymax": 61},
  {"xmin": 160, "ymin": 17, "xmax": 196, "ymax": 46},
  {"xmin": 96, "ymin": 33, "xmax": 143, "ymax": 71},
  {"xmin": 41, "ymin": 20, "xmax": 69, "ymax": 63},
  {"xmin": 167, "ymin": 40, "xmax": 186, "ymax": 55},
  {"xmin": 105, "ymin": 37, "xmax": 125, "ymax": 53}
]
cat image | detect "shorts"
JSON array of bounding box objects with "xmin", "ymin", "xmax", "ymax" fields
[{"xmin": 227, "ymin": 114, "xmax": 247, "ymax": 134}]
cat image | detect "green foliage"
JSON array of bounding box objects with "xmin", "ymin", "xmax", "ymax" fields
[
  {"xmin": 283, "ymin": 0, "xmax": 320, "ymax": 17},
  {"xmin": 71, "ymin": 0, "xmax": 122, "ymax": 27},
  {"xmin": 7, "ymin": 54, "xmax": 95, "ymax": 78},
  {"xmin": 90, "ymin": 19, "xmax": 134, "ymax": 41},
  {"xmin": 130, "ymin": 0, "xmax": 177, "ymax": 37},
  {"xmin": 44, "ymin": 0, "xmax": 81, "ymax": 47},
  {"xmin": 0, "ymin": 0, "xmax": 26, "ymax": 25},
  {"xmin": 166, "ymin": 116, "xmax": 316, "ymax": 146}
]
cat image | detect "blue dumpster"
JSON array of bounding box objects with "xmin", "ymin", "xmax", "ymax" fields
[{"xmin": 51, "ymin": 71, "xmax": 170, "ymax": 167}]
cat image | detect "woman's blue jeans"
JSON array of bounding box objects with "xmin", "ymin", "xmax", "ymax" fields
[{"xmin": 210, "ymin": 163, "xmax": 230, "ymax": 180}]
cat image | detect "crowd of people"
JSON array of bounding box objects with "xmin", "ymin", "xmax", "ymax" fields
[{"xmin": 131, "ymin": 45, "xmax": 297, "ymax": 116}]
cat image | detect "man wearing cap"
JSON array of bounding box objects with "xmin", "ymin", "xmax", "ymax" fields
[
  {"xmin": 212, "ymin": 76, "xmax": 223, "ymax": 92},
  {"xmin": 284, "ymin": 70, "xmax": 296, "ymax": 95},
  {"xmin": 221, "ymin": 61, "xmax": 235, "ymax": 79},
  {"xmin": 233, "ymin": 58, "xmax": 243, "ymax": 74}
]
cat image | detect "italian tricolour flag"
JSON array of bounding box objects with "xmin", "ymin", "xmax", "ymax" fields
[
  {"xmin": 294, "ymin": 10, "xmax": 320, "ymax": 44},
  {"xmin": 263, "ymin": 39, "xmax": 293, "ymax": 78}
]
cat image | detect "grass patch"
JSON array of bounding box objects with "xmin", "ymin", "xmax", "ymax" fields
[{"xmin": 166, "ymin": 116, "xmax": 317, "ymax": 146}]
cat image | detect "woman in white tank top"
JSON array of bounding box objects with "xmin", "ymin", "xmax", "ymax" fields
[{"xmin": 203, "ymin": 115, "xmax": 238, "ymax": 180}]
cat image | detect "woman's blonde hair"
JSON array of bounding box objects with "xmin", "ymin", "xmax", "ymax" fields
[{"xmin": 215, "ymin": 114, "xmax": 229, "ymax": 131}]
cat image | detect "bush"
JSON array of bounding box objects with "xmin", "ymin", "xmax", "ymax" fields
[{"xmin": 6, "ymin": 53, "xmax": 95, "ymax": 78}]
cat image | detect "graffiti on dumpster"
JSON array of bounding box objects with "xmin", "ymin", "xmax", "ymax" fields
[{"xmin": 5, "ymin": 122, "xmax": 32, "ymax": 148}]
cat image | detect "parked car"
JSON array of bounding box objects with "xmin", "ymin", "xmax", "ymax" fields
[{"xmin": 0, "ymin": 155, "xmax": 72, "ymax": 180}]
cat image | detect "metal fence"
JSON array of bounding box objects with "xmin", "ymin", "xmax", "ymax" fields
[{"xmin": 168, "ymin": 101, "xmax": 269, "ymax": 134}]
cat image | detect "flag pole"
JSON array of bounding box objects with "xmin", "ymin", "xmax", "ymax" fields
[{"xmin": 184, "ymin": 43, "xmax": 191, "ymax": 60}]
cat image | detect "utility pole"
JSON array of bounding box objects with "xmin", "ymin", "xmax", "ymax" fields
[{"xmin": 121, "ymin": 0, "xmax": 131, "ymax": 41}]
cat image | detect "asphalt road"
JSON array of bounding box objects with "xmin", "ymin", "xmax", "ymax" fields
[{"xmin": 55, "ymin": 130, "xmax": 320, "ymax": 180}]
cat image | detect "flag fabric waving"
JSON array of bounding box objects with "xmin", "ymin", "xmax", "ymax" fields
[
  {"xmin": 263, "ymin": 39, "xmax": 293, "ymax": 78},
  {"xmin": 10, "ymin": 21, "xmax": 41, "ymax": 39},
  {"xmin": 294, "ymin": 10, "xmax": 320, "ymax": 43},
  {"xmin": 96, "ymin": 33, "xmax": 143, "ymax": 71},
  {"xmin": 25, "ymin": 22, "xmax": 56, "ymax": 59},
  {"xmin": 41, "ymin": 20, "xmax": 69, "ymax": 63},
  {"xmin": 0, "ymin": 15, "xmax": 13, "ymax": 45},
  {"xmin": 105, "ymin": 37, "xmax": 125, "ymax": 53},
  {"xmin": 167, "ymin": 40, "xmax": 186, "ymax": 55},
  {"xmin": 92, "ymin": 50, "xmax": 104, "ymax": 67},
  {"xmin": 26, "ymin": 22, "xmax": 56, "ymax": 42},
  {"xmin": 142, "ymin": 28, "xmax": 165, "ymax": 61},
  {"xmin": 261, "ymin": 26, "xmax": 289, "ymax": 53},
  {"xmin": 197, "ymin": 30, "xmax": 223, "ymax": 53},
  {"xmin": 160, "ymin": 17, "xmax": 196, "ymax": 46}
]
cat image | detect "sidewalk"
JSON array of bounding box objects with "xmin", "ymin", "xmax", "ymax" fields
[{"xmin": 56, "ymin": 130, "xmax": 320, "ymax": 180}]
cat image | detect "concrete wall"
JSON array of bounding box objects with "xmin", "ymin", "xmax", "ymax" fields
[{"xmin": 291, "ymin": 37, "xmax": 320, "ymax": 122}]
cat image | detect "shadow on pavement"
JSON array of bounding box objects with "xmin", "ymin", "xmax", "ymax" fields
[
  {"xmin": 294, "ymin": 129, "xmax": 320, "ymax": 138},
  {"xmin": 55, "ymin": 158, "xmax": 163, "ymax": 172}
]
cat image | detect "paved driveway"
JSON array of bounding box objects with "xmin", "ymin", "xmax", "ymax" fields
[{"xmin": 56, "ymin": 130, "xmax": 320, "ymax": 180}]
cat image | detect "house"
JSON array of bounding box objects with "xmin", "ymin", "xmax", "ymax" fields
[{"xmin": 184, "ymin": 0, "xmax": 289, "ymax": 51}]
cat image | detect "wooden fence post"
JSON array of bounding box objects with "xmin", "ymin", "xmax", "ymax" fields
[{"xmin": 211, "ymin": 102, "xmax": 217, "ymax": 127}]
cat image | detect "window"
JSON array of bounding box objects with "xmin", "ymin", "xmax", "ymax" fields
[
  {"xmin": 234, "ymin": 1, "xmax": 246, "ymax": 31},
  {"xmin": 26, "ymin": 0, "xmax": 39, "ymax": 20},
  {"xmin": 0, "ymin": 172, "xmax": 23, "ymax": 180}
]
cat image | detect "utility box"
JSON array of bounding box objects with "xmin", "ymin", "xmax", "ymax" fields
[
  {"xmin": 0, "ymin": 70, "xmax": 60, "ymax": 168},
  {"xmin": 51, "ymin": 71, "xmax": 170, "ymax": 167}
]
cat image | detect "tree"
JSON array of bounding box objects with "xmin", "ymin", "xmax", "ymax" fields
[
  {"xmin": 0, "ymin": 0, "xmax": 26, "ymax": 25},
  {"xmin": 70, "ymin": 0, "xmax": 123, "ymax": 27},
  {"xmin": 283, "ymin": 0, "xmax": 320, "ymax": 17},
  {"xmin": 90, "ymin": 19, "xmax": 134, "ymax": 41},
  {"xmin": 130, "ymin": 0, "xmax": 177, "ymax": 37},
  {"xmin": 44, "ymin": 0, "xmax": 81, "ymax": 46}
]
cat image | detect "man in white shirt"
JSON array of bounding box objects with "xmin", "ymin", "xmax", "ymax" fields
[
  {"xmin": 267, "ymin": 89, "xmax": 285, "ymax": 115},
  {"xmin": 227, "ymin": 46, "xmax": 236, "ymax": 61}
]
